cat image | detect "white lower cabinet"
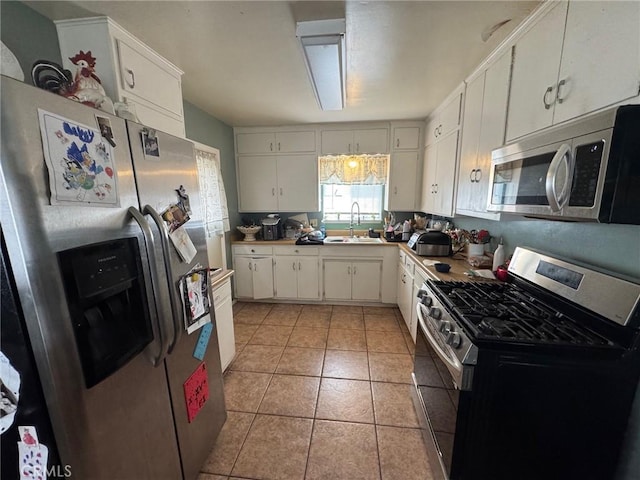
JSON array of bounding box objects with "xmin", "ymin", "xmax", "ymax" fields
[
  {"xmin": 274, "ymin": 247, "xmax": 320, "ymax": 300},
  {"xmin": 212, "ymin": 278, "xmax": 235, "ymax": 371},
  {"xmin": 232, "ymin": 246, "xmax": 274, "ymax": 299},
  {"xmin": 323, "ymin": 260, "xmax": 382, "ymax": 302},
  {"xmin": 409, "ymin": 268, "xmax": 429, "ymax": 344},
  {"xmin": 397, "ymin": 253, "xmax": 414, "ymax": 329}
]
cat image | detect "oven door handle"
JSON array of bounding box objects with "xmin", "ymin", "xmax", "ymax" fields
[
  {"xmin": 545, "ymin": 143, "xmax": 572, "ymax": 212},
  {"xmin": 416, "ymin": 303, "xmax": 464, "ymax": 384}
]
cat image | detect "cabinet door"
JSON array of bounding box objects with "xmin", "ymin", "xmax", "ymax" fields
[
  {"xmin": 274, "ymin": 256, "xmax": 298, "ymax": 299},
  {"xmin": 277, "ymin": 131, "xmax": 316, "ymax": 153},
  {"xmin": 354, "ymin": 128, "xmax": 389, "ymax": 154},
  {"xmin": 252, "ymin": 257, "xmax": 274, "ymax": 300},
  {"xmin": 212, "ymin": 280, "xmax": 235, "ymax": 371},
  {"xmin": 439, "ymin": 92, "xmax": 463, "ymax": 138},
  {"xmin": 506, "ymin": 2, "xmax": 568, "ymax": 141},
  {"xmin": 475, "ymin": 50, "xmax": 512, "ymax": 215},
  {"xmin": 457, "ymin": 72, "xmax": 485, "ymax": 214},
  {"xmin": 276, "ymin": 155, "xmax": 319, "ymax": 211},
  {"xmin": 434, "ymin": 131, "xmax": 459, "ymax": 217},
  {"xmin": 351, "ymin": 261, "xmax": 382, "ymax": 302},
  {"xmin": 393, "ymin": 127, "xmax": 420, "ymax": 150},
  {"xmin": 296, "ymin": 257, "xmax": 320, "ymax": 300},
  {"xmin": 236, "ymin": 133, "xmax": 276, "ymax": 154},
  {"xmin": 234, "ymin": 256, "xmax": 254, "ymax": 298},
  {"xmin": 323, "ymin": 260, "xmax": 352, "ymax": 300},
  {"xmin": 420, "ymin": 144, "xmax": 438, "ymax": 214},
  {"xmin": 117, "ymin": 39, "xmax": 183, "ymax": 118},
  {"xmin": 386, "ymin": 151, "xmax": 419, "ymax": 211},
  {"xmin": 237, "ymin": 156, "xmax": 278, "ymax": 212},
  {"xmin": 554, "ymin": 1, "xmax": 640, "ymax": 124},
  {"xmin": 321, "ymin": 130, "xmax": 353, "ymax": 154}
]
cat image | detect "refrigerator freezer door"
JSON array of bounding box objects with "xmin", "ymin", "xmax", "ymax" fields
[
  {"xmin": 126, "ymin": 122, "xmax": 226, "ymax": 480},
  {"xmin": 0, "ymin": 77, "xmax": 182, "ymax": 479}
]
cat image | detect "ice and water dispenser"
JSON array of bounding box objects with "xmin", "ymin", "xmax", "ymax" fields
[{"xmin": 58, "ymin": 237, "xmax": 153, "ymax": 388}]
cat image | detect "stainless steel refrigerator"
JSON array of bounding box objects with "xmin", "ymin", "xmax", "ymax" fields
[{"xmin": 0, "ymin": 76, "xmax": 226, "ymax": 480}]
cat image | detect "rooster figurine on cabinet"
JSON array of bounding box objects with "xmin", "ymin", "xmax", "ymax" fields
[{"xmin": 32, "ymin": 50, "xmax": 115, "ymax": 114}]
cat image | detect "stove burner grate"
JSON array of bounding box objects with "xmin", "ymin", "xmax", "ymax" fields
[{"xmin": 433, "ymin": 281, "xmax": 612, "ymax": 347}]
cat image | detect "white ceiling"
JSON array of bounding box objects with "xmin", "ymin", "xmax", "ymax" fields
[{"xmin": 25, "ymin": 0, "xmax": 541, "ymax": 127}]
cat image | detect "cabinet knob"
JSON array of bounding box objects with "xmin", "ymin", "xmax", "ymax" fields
[{"xmin": 125, "ymin": 68, "xmax": 136, "ymax": 88}]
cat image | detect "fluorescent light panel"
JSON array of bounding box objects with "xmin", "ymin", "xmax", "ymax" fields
[{"xmin": 296, "ymin": 19, "xmax": 346, "ymax": 111}]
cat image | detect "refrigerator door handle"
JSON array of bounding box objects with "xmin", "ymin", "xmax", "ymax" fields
[
  {"xmin": 143, "ymin": 204, "xmax": 182, "ymax": 352},
  {"xmin": 128, "ymin": 206, "xmax": 170, "ymax": 366}
]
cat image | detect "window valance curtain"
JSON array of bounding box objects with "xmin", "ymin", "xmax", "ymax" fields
[
  {"xmin": 194, "ymin": 144, "xmax": 230, "ymax": 237},
  {"xmin": 319, "ymin": 154, "xmax": 388, "ymax": 185}
]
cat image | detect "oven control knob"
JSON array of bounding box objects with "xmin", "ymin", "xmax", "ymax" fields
[
  {"xmin": 429, "ymin": 307, "xmax": 442, "ymax": 320},
  {"xmin": 421, "ymin": 296, "xmax": 433, "ymax": 307},
  {"xmin": 438, "ymin": 320, "xmax": 451, "ymax": 333},
  {"xmin": 447, "ymin": 331, "xmax": 462, "ymax": 349}
]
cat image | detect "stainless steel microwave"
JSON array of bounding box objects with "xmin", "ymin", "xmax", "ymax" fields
[{"xmin": 487, "ymin": 105, "xmax": 640, "ymax": 223}]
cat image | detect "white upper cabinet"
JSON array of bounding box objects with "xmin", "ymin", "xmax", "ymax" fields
[
  {"xmin": 236, "ymin": 154, "xmax": 318, "ymax": 212},
  {"xmin": 321, "ymin": 128, "xmax": 389, "ymax": 154},
  {"xmin": 457, "ymin": 49, "xmax": 511, "ymax": 219},
  {"xmin": 507, "ymin": 1, "xmax": 640, "ymax": 141},
  {"xmin": 392, "ymin": 126, "xmax": 421, "ymax": 150},
  {"xmin": 385, "ymin": 150, "xmax": 420, "ymax": 211},
  {"xmin": 425, "ymin": 92, "xmax": 463, "ymax": 146},
  {"xmin": 236, "ymin": 131, "xmax": 316, "ymax": 154},
  {"xmin": 55, "ymin": 17, "xmax": 185, "ymax": 138},
  {"xmin": 420, "ymin": 86, "xmax": 463, "ymax": 217}
]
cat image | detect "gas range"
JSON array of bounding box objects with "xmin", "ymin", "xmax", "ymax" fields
[{"xmin": 412, "ymin": 247, "xmax": 640, "ymax": 480}]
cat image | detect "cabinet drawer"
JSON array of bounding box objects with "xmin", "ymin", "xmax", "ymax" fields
[
  {"xmin": 212, "ymin": 280, "xmax": 232, "ymax": 306},
  {"xmin": 232, "ymin": 245, "xmax": 273, "ymax": 255},
  {"xmin": 273, "ymin": 246, "xmax": 320, "ymax": 256}
]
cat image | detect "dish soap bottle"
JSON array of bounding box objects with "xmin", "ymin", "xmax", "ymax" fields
[{"xmin": 492, "ymin": 237, "xmax": 505, "ymax": 272}]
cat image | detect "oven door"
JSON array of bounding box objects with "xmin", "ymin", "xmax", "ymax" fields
[
  {"xmin": 412, "ymin": 303, "xmax": 462, "ymax": 480},
  {"xmin": 487, "ymin": 140, "xmax": 573, "ymax": 217}
]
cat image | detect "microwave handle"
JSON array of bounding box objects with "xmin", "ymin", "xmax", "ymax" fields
[{"xmin": 545, "ymin": 143, "xmax": 572, "ymax": 212}]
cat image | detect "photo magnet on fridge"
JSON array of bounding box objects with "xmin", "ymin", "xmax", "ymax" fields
[
  {"xmin": 95, "ymin": 115, "xmax": 116, "ymax": 147},
  {"xmin": 141, "ymin": 129, "xmax": 159, "ymax": 157}
]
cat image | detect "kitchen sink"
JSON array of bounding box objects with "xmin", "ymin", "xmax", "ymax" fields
[{"xmin": 323, "ymin": 236, "xmax": 383, "ymax": 244}]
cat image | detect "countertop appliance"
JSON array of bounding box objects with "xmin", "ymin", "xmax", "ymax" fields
[
  {"xmin": 0, "ymin": 77, "xmax": 226, "ymax": 480},
  {"xmin": 410, "ymin": 231, "xmax": 452, "ymax": 257},
  {"xmin": 261, "ymin": 216, "xmax": 282, "ymax": 240},
  {"xmin": 412, "ymin": 247, "xmax": 640, "ymax": 480},
  {"xmin": 488, "ymin": 105, "xmax": 640, "ymax": 223}
]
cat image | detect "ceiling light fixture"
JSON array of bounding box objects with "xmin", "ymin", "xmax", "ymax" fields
[{"xmin": 296, "ymin": 18, "xmax": 346, "ymax": 111}]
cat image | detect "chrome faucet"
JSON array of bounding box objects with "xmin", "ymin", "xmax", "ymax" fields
[{"xmin": 349, "ymin": 201, "xmax": 360, "ymax": 237}]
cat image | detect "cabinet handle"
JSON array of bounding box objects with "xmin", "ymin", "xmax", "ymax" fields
[
  {"xmin": 293, "ymin": 262, "xmax": 296, "ymax": 271},
  {"xmin": 272, "ymin": 187, "xmax": 275, "ymax": 196},
  {"xmin": 469, "ymin": 169, "xmax": 476, "ymax": 183},
  {"xmin": 125, "ymin": 68, "xmax": 135, "ymax": 88},
  {"xmin": 556, "ymin": 79, "xmax": 567, "ymax": 104},
  {"xmin": 434, "ymin": 184, "xmax": 438, "ymax": 194},
  {"xmin": 475, "ymin": 169, "xmax": 482, "ymax": 182},
  {"xmin": 299, "ymin": 262, "xmax": 302, "ymax": 271},
  {"xmin": 347, "ymin": 266, "xmax": 351, "ymax": 275},
  {"xmin": 543, "ymin": 86, "xmax": 555, "ymax": 110},
  {"xmin": 270, "ymin": 142, "xmax": 273, "ymax": 151},
  {"xmin": 394, "ymin": 186, "xmax": 398, "ymax": 195},
  {"xmin": 248, "ymin": 262, "xmax": 252, "ymax": 271},
  {"xmin": 254, "ymin": 262, "xmax": 258, "ymax": 271},
  {"xmin": 278, "ymin": 142, "xmax": 281, "ymax": 151},
  {"xmin": 396, "ymin": 138, "xmax": 400, "ymax": 148},
  {"xmin": 280, "ymin": 187, "xmax": 283, "ymax": 196},
  {"xmin": 433, "ymin": 127, "xmax": 438, "ymax": 138},
  {"xmin": 356, "ymin": 143, "xmax": 360, "ymax": 152},
  {"xmin": 353, "ymin": 266, "xmax": 357, "ymax": 275},
  {"xmin": 348, "ymin": 143, "xmax": 352, "ymax": 153}
]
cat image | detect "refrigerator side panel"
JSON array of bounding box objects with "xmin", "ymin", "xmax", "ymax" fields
[
  {"xmin": 0, "ymin": 78, "xmax": 182, "ymax": 479},
  {"xmin": 127, "ymin": 123, "xmax": 227, "ymax": 479}
]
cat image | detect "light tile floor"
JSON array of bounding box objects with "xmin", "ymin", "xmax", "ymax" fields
[{"xmin": 199, "ymin": 302, "xmax": 433, "ymax": 480}]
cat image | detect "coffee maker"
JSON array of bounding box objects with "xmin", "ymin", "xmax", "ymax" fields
[{"xmin": 261, "ymin": 216, "xmax": 282, "ymax": 240}]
